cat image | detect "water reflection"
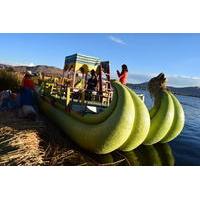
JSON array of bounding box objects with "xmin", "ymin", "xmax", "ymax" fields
[
  {"xmin": 122, "ymin": 143, "xmax": 175, "ymax": 166},
  {"xmin": 89, "ymin": 143, "xmax": 175, "ymax": 166}
]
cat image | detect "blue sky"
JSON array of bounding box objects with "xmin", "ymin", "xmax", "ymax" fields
[{"xmin": 0, "ymin": 33, "xmax": 200, "ymax": 87}]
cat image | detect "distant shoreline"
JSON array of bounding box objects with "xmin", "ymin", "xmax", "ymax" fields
[
  {"xmin": 131, "ymin": 87, "xmax": 200, "ymax": 99},
  {"xmin": 171, "ymin": 92, "xmax": 200, "ymax": 99}
]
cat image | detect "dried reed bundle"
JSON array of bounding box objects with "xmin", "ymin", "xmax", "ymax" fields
[{"xmin": 0, "ymin": 126, "xmax": 44, "ymax": 166}]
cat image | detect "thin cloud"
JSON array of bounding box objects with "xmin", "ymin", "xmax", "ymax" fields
[
  {"xmin": 14, "ymin": 62, "xmax": 35, "ymax": 67},
  {"xmin": 108, "ymin": 35, "xmax": 126, "ymax": 45},
  {"xmin": 27, "ymin": 62, "xmax": 35, "ymax": 67}
]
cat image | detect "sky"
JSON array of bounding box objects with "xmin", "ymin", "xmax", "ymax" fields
[{"xmin": 0, "ymin": 33, "xmax": 200, "ymax": 87}]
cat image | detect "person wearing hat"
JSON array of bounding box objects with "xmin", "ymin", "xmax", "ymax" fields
[
  {"xmin": 21, "ymin": 71, "xmax": 35, "ymax": 90},
  {"xmin": 117, "ymin": 64, "xmax": 128, "ymax": 85},
  {"xmin": 19, "ymin": 71, "xmax": 37, "ymax": 120}
]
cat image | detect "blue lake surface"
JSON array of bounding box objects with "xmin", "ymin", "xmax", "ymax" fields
[{"xmin": 135, "ymin": 89, "xmax": 200, "ymax": 166}]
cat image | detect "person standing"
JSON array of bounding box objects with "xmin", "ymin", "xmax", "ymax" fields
[
  {"xmin": 117, "ymin": 64, "xmax": 128, "ymax": 85},
  {"xmin": 87, "ymin": 70, "xmax": 98, "ymax": 91},
  {"xmin": 86, "ymin": 70, "xmax": 98, "ymax": 101}
]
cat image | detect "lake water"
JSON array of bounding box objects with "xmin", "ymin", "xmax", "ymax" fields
[{"xmin": 135, "ymin": 89, "xmax": 200, "ymax": 166}]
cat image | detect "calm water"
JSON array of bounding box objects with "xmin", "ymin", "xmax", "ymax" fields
[{"xmin": 135, "ymin": 89, "xmax": 200, "ymax": 166}]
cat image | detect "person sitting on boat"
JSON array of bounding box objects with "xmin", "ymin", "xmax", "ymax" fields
[
  {"xmin": 117, "ymin": 64, "xmax": 128, "ymax": 85},
  {"xmin": 86, "ymin": 70, "xmax": 98, "ymax": 101}
]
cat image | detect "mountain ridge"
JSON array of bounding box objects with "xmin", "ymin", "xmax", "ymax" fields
[
  {"xmin": 0, "ymin": 63, "xmax": 63, "ymax": 75},
  {"xmin": 127, "ymin": 82, "xmax": 200, "ymax": 98}
]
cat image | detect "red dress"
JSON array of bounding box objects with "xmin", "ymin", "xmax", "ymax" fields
[{"xmin": 117, "ymin": 71, "xmax": 128, "ymax": 85}]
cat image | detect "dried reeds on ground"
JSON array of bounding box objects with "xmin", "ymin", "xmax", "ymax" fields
[
  {"xmin": 0, "ymin": 112, "xmax": 44, "ymax": 165},
  {"xmin": 0, "ymin": 127, "xmax": 44, "ymax": 165},
  {"xmin": 0, "ymin": 111, "xmax": 126, "ymax": 166}
]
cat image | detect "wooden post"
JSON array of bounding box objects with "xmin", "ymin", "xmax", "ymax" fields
[
  {"xmin": 99, "ymin": 64, "xmax": 103, "ymax": 103},
  {"xmin": 66, "ymin": 87, "xmax": 71, "ymax": 107},
  {"xmin": 107, "ymin": 62, "xmax": 111, "ymax": 90},
  {"xmin": 62, "ymin": 59, "xmax": 67, "ymax": 85},
  {"xmin": 72, "ymin": 66, "xmax": 76, "ymax": 89},
  {"xmin": 61, "ymin": 69, "xmax": 65, "ymax": 85},
  {"xmin": 81, "ymin": 90, "xmax": 85, "ymax": 105},
  {"xmin": 84, "ymin": 72, "xmax": 88, "ymax": 89}
]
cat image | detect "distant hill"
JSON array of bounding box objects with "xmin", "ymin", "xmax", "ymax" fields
[
  {"xmin": 127, "ymin": 82, "xmax": 200, "ymax": 98},
  {"xmin": 1, "ymin": 63, "xmax": 199, "ymax": 98},
  {"xmin": 0, "ymin": 63, "xmax": 63, "ymax": 76}
]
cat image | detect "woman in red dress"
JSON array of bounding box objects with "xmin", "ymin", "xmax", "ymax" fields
[{"xmin": 117, "ymin": 64, "xmax": 128, "ymax": 85}]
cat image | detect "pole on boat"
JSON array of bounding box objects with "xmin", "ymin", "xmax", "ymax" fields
[{"xmin": 98, "ymin": 64, "xmax": 103, "ymax": 103}]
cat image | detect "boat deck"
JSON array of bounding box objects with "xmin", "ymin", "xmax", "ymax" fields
[{"xmin": 48, "ymin": 92, "xmax": 145, "ymax": 115}]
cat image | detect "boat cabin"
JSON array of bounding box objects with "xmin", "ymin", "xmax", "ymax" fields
[{"xmin": 41, "ymin": 54, "xmax": 113, "ymax": 114}]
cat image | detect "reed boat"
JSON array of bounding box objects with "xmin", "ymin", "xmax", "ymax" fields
[{"xmin": 37, "ymin": 54, "xmax": 148, "ymax": 154}]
